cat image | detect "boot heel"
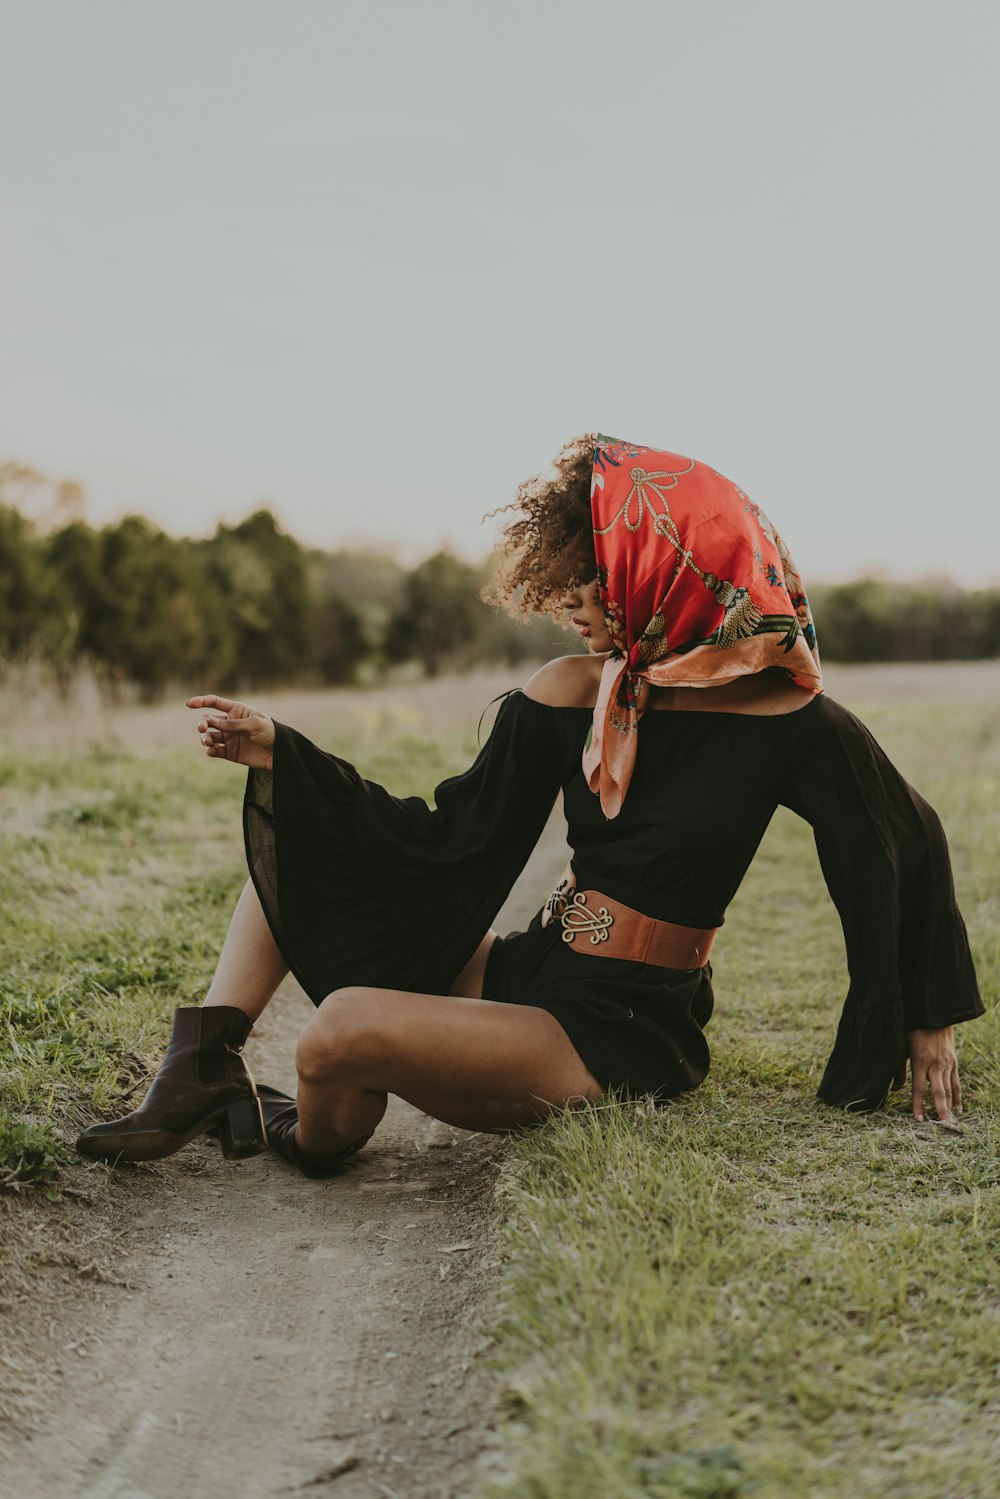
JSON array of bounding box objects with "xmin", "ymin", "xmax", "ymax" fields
[{"xmin": 217, "ymin": 1096, "xmax": 266, "ymax": 1160}]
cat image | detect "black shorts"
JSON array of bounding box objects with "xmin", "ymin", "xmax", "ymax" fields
[{"xmin": 481, "ymin": 910, "xmax": 714, "ymax": 1100}]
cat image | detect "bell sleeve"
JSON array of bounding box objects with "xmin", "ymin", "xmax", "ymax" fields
[
  {"xmin": 780, "ymin": 698, "xmax": 983, "ymax": 1112},
  {"xmin": 243, "ymin": 690, "xmax": 583, "ymax": 1005}
]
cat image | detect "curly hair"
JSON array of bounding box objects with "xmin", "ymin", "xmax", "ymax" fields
[{"xmin": 484, "ymin": 433, "xmax": 598, "ymax": 618}]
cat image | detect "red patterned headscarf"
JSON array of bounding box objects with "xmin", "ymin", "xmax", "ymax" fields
[{"xmin": 582, "ymin": 435, "xmax": 823, "ymax": 817}]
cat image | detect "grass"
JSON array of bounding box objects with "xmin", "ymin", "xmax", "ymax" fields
[
  {"xmin": 2, "ymin": 676, "xmax": 996, "ymax": 1493},
  {"xmin": 0, "ymin": 726, "xmax": 480, "ymax": 1193},
  {"xmin": 0, "ymin": 749, "xmax": 245, "ymax": 1192},
  {"xmin": 487, "ymin": 694, "xmax": 999, "ymax": 1499}
]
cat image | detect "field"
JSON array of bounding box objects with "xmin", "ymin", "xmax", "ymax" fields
[
  {"xmin": 491, "ymin": 667, "xmax": 1000, "ymax": 1499},
  {"xmin": 1, "ymin": 662, "xmax": 997, "ymax": 1496}
]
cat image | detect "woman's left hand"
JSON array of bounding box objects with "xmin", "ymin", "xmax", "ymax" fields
[
  {"xmin": 893, "ymin": 1026, "xmax": 962, "ymax": 1123},
  {"xmin": 186, "ymin": 694, "xmax": 276, "ymax": 770}
]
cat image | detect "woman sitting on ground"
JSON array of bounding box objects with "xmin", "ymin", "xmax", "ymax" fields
[{"xmin": 76, "ymin": 435, "xmax": 983, "ymax": 1175}]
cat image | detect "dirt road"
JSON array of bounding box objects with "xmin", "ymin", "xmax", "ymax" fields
[{"xmin": 6, "ymin": 819, "xmax": 569, "ymax": 1499}]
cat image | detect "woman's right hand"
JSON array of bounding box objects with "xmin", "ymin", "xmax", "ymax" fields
[
  {"xmin": 186, "ymin": 694, "xmax": 276, "ymax": 770},
  {"xmin": 893, "ymin": 1026, "xmax": 962, "ymax": 1124}
]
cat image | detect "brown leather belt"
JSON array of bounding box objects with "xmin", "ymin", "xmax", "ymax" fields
[{"xmin": 545, "ymin": 876, "xmax": 716, "ymax": 970}]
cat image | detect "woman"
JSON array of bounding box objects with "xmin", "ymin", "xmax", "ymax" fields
[{"xmin": 76, "ymin": 435, "xmax": 983, "ymax": 1175}]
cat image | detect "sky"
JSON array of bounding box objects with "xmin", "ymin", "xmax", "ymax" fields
[{"xmin": 1, "ymin": 0, "xmax": 998, "ymax": 583}]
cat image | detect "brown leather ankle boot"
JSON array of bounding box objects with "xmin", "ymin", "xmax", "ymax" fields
[{"xmin": 76, "ymin": 1005, "xmax": 265, "ymax": 1163}]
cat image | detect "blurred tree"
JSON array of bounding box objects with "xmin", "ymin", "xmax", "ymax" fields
[
  {"xmin": 386, "ymin": 550, "xmax": 491, "ymax": 677},
  {"xmin": 312, "ymin": 595, "xmax": 369, "ymax": 684},
  {"xmin": 810, "ymin": 580, "xmax": 894, "ymax": 662},
  {"xmin": 0, "ymin": 505, "xmax": 49, "ymax": 664},
  {"xmin": 310, "ymin": 547, "xmax": 406, "ymax": 627},
  {"xmin": 63, "ymin": 516, "xmax": 204, "ymax": 699},
  {"xmin": 305, "ymin": 546, "xmax": 405, "ymax": 677},
  {"xmin": 202, "ymin": 510, "xmax": 312, "ymax": 686},
  {"xmin": 41, "ymin": 519, "xmax": 105, "ymax": 686},
  {"xmin": 809, "ymin": 580, "xmax": 1000, "ymax": 662}
]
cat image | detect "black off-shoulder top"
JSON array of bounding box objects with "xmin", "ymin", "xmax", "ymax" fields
[{"xmin": 243, "ymin": 690, "xmax": 982, "ymax": 1111}]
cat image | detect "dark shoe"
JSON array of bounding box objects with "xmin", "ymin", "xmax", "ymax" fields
[
  {"xmin": 257, "ymin": 1084, "xmax": 371, "ymax": 1179},
  {"xmin": 76, "ymin": 1006, "xmax": 266, "ymax": 1163}
]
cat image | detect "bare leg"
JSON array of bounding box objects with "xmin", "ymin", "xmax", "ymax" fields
[
  {"xmin": 203, "ymin": 878, "xmax": 289, "ymax": 1021},
  {"xmin": 293, "ymin": 985, "xmax": 604, "ymax": 1155},
  {"xmin": 448, "ymin": 928, "xmax": 498, "ymax": 997}
]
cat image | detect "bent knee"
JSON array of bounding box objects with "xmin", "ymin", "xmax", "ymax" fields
[{"xmin": 295, "ymin": 987, "xmax": 392, "ymax": 1084}]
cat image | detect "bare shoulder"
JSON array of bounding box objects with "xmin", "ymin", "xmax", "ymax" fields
[{"xmin": 522, "ymin": 655, "xmax": 602, "ymax": 709}]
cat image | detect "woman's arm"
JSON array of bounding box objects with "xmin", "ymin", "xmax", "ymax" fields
[
  {"xmin": 241, "ymin": 684, "xmax": 588, "ymax": 1004},
  {"xmin": 187, "ymin": 654, "xmax": 597, "ymax": 765},
  {"xmin": 780, "ymin": 697, "xmax": 982, "ymax": 1119}
]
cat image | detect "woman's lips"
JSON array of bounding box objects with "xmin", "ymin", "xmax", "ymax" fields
[{"xmin": 572, "ymin": 618, "xmax": 591, "ymax": 636}]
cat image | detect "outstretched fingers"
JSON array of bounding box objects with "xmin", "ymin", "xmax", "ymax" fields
[{"xmin": 186, "ymin": 694, "xmax": 239, "ymax": 712}]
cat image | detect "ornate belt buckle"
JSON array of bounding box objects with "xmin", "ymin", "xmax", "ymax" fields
[{"xmin": 560, "ymin": 892, "xmax": 614, "ymax": 946}]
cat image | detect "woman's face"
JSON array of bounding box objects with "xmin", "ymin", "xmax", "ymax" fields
[{"xmin": 559, "ymin": 577, "xmax": 613, "ymax": 653}]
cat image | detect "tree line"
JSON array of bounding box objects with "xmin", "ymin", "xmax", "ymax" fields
[
  {"xmin": 0, "ymin": 465, "xmax": 566, "ymax": 699},
  {"xmin": 0, "ymin": 465, "xmax": 997, "ymax": 700}
]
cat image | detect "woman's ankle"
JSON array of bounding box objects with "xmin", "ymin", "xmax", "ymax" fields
[
  {"xmin": 293, "ymin": 1124, "xmax": 353, "ymax": 1164},
  {"xmin": 201, "ymin": 994, "xmax": 268, "ymax": 1020}
]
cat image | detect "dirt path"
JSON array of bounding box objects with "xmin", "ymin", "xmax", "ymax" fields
[{"xmin": 6, "ymin": 821, "xmax": 569, "ymax": 1499}]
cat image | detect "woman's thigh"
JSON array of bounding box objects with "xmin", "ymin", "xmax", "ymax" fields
[{"xmin": 304, "ymin": 986, "xmax": 604, "ymax": 1132}]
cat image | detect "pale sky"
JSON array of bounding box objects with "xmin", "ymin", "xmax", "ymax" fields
[{"xmin": 2, "ymin": 0, "xmax": 998, "ymax": 582}]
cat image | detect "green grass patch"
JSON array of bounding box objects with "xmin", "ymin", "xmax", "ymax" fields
[{"xmin": 488, "ymin": 695, "xmax": 999, "ymax": 1499}]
